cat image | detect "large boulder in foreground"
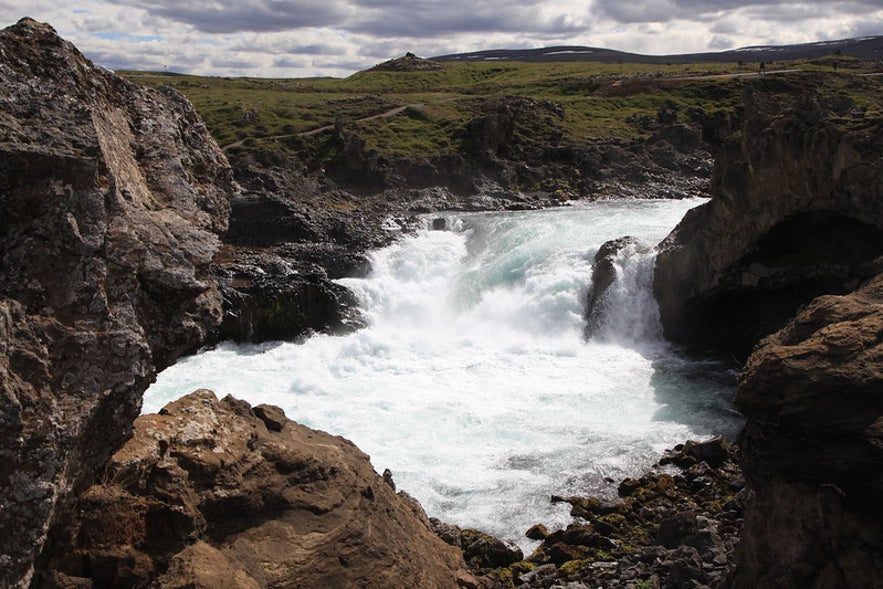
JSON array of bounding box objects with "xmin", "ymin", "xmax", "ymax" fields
[
  {"xmin": 731, "ymin": 274, "xmax": 883, "ymax": 587},
  {"xmin": 43, "ymin": 390, "xmax": 465, "ymax": 588},
  {"xmin": 0, "ymin": 18, "xmax": 234, "ymax": 587},
  {"xmin": 654, "ymin": 83, "xmax": 883, "ymax": 359}
]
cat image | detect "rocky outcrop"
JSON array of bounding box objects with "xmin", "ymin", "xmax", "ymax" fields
[
  {"xmin": 654, "ymin": 84, "xmax": 883, "ymax": 359},
  {"xmin": 41, "ymin": 390, "xmax": 465, "ymax": 588},
  {"xmin": 309, "ymin": 96, "xmax": 717, "ymax": 205},
  {"xmin": 729, "ymin": 274, "xmax": 883, "ymax": 588},
  {"xmin": 214, "ymin": 244, "xmax": 367, "ymax": 343},
  {"xmin": 651, "ymin": 79, "xmax": 883, "ymax": 586},
  {"xmin": 0, "ymin": 18, "xmax": 235, "ymax": 588},
  {"xmin": 584, "ymin": 236, "xmax": 641, "ymax": 337}
]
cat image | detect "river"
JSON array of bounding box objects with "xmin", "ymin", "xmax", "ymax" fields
[{"xmin": 144, "ymin": 198, "xmax": 742, "ymax": 549}]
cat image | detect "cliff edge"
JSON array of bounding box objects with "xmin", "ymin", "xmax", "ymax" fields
[
  {"xmin": 654, "ymin": 83, "xmax": 883, "ymax": 359},
  {"xmin": 652, "ymin": 80, "xmax": 883, "ymax": 586},
  {"xmin": 1, "ymin": 19, "xmax": 470, "ymax": 589}
]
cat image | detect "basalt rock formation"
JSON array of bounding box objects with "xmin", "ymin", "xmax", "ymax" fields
[
  {"xmin": 654, "ymin": 84, "xmax": 883, "ymax": 359},
  {"xmin": 42, "ymin": 390, "xmax": 465, "ymax": 588},
  {"xmin": 0, "ymin": 18, "xmax": 234, "ymax": 587}
]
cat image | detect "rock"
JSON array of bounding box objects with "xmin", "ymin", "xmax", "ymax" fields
[
  {"xmin": 657, "ymin": 514, "xmax": 699, "ymax": 549},
  {"xmin": 526, "ymin": 524, "xmax": 550, "ymax": 540},
  {"xmin": 460, "ymin": 528, "xmax": 524, "ymax": 569},
  {"xmin": 730, "ymin": 274, "xmax": 883, "ymax": 588},
  {"xmin": 584, "ymin": 236, "xmax": 641, "ymax": 337},
  {"xmin": 654, "ymin": 84, "xmax": 883, "ymax": 359},
  {"xmin": 0, "ymin": 19, "xmax": 235, "ymax": 588},
  {"xmin": 44, "ymin": 390, "xmax": 464, "ymax": 588},
  {"xmin": 660, "ymin": 437, "xmax": 731, "ymax": 469},
  {"xmin": 213, "ymin": 251, "xmax": 367, "ymax": 344}
]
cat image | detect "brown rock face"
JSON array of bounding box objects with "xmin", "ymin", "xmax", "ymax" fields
[
  {"xmin": 0, "ymin": 18, "xmax": 235, "ymax": 587},
  {"xmin": 654, "ymin": 84, "xmax": 883, "ymax": 359},
  {"xmin": 45, "ymin": 390, "xmax": 464, "ymax": 589},
  {"xmin": 730, "ymin": 275, "xmax": 883, "ymax": 588}
]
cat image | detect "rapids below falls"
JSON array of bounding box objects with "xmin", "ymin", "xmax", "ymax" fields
[{"xmin": 146, "ymin": 198, "xmax": 743, "ymax": 550}]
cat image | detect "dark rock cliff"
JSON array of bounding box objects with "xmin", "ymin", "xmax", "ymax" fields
[
  {"xmin": 0, "ymin": 18, "xmax": 235, "ymax": 587},
  {"xmin": 652, "ymin": 81, "xmax": 883, "ymax": 587},
  {"xmin": 730, "ymin": 275, "xmax": 883, "ymax": 588},
  {"xmin": 654, "ymin": 85, "xmax": 883, "ymax": 359}
]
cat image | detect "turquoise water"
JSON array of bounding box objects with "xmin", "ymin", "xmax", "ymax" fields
[{"xmin": 145, "ymin": 198, "xmax": 741, "ymax": 548}]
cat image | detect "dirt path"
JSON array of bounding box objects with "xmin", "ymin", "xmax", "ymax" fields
[{"xmin": 222, "ymin": 103, "xmax": 421, "ymax": 151}]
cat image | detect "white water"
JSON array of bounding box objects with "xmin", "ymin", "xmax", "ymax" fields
[{"xmin": 145, "ymin": 198, "xmax": 741, "ymax": 550}]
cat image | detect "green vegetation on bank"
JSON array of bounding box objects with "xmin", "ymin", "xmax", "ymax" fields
[{"xmin": 122, "ymin": 55, "xmax": 882, "ymax": 165}]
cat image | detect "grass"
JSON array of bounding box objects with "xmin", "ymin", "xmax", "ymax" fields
[{"xmin": 120, "ymin": 55, "xmax": 883, "ymax": 164}]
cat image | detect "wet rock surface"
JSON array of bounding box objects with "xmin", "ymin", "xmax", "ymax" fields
[
  {"xmin": 584, "ymin": 236, "xmax": 644, "ymax": 338},
  {"xmin": 0, "ymin": 18, "xmax": 235, "ymax": 588},
  {"xmin": 41, "ymin": 390, "xmax": 465, "ymax": 588}
]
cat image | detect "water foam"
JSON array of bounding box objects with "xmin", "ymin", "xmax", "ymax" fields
[{"xmin": 145, "ymin": 198, "xmax": 742, "ymax": 549}]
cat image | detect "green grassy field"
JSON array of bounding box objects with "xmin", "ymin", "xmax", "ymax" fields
[{"xmin": 122, "ymin": 55, "xmax": 882, "ymax": 164}]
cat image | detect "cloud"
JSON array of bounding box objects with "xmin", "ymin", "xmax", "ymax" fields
[
  {"xmin": 1, "ymin": 1, "xmax": 881, "ymax": 77},
  {"xmin": 113, "ymin": 0, "xmax": 351, "ymax": 33}
]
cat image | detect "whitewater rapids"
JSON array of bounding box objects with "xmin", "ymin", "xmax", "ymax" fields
[{"xmin": 145, "ymin": 198, "xmax": 741, "ymax": 549}]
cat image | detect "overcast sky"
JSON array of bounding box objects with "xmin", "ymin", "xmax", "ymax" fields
[{"xmin": 3, "ymin": 1, "xmax": 882, "ymax": 77}]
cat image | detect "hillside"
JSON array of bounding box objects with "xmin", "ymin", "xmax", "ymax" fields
[{"xmin": 124, "ymin": 53, "xmax": 882, "ymax": 200}]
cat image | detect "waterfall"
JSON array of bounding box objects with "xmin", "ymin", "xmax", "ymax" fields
[
  {"xmin": 145, "ymin": 198, "xmax": 741, "ymax": 549},
  {"xmin": 587, "ymin": 242, "xmax": 664, "ymax": 348}
]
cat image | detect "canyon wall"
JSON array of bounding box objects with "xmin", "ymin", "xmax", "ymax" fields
[
  {"xmin": 654, "ymin": 84, "xmax": 883, "ymax": 587},
  {"xmin": 0, "ymin": 18, "xmax": 234, "ymax": 587}
]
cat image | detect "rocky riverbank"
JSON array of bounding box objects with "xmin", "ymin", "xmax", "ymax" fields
[{"xmin": 447, "ymin": 438, "xmax": 746, "ymax": 589}]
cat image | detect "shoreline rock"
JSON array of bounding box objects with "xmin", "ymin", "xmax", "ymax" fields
[
  {"xmin": 467, "ymin": 438, "xmax": 745, "ymax": 589},
  {"xmin": 40, "ymin": 390, "xmax": 466, "ymax": 588}
]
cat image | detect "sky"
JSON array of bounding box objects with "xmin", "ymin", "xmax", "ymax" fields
[{"xmin": 3, "ymin": 1, "xmax": 882, "ymax": 78}]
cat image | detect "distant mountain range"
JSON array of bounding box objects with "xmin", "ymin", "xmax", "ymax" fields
[{"xmin": 432, "ymin": 35, "xmax": 883, "ymax": 64}]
